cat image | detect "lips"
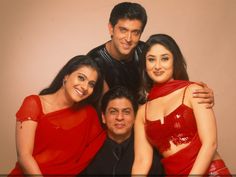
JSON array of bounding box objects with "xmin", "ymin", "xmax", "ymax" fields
[
  {"xmin": 114, "ymin": 123, "xmax": 125, "ymax": 129},
  {"xmin": 153, "ymin": 71, "xmax": 164, "ymax": 76},
  {"xmin": 121, "ymin": 43, "xmax": 132, "ymax": 50}
]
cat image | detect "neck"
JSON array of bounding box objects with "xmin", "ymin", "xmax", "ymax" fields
[
  {"xmin": 50, "ymin": 88, "xmax": 74, "ymax": 109},
  {"xmin": 106, "ymin": 41, "xmax": 132, "ymax": 61},
  {"xmin": 108, "ymin": 132, "xmax": 131, "ymax": 144}
]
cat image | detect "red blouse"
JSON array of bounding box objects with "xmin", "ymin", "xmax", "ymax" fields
[
  {"xmin": 9, "ymin": 95, "xmax": 106, "ymax": 176},
  {"xmin": 145, "ymin": 86, "xmax": 197, "ymax": 153}
]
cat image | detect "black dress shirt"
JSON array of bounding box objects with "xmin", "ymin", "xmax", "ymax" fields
[{"xmin": 79, "ymin": 133, "xmax": 165, "ymax": 177}]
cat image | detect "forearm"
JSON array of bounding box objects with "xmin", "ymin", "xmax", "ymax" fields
[
  {"xmin": 18, "ymin": 154, "xmax": 42, "ymax": 176},
  {"xmin": 132, "ymin": 158, "xmax": 151, "ymax": 177},
  {"xmin": 189, "ymin": 143, "xmax": 217, "ymax": 176}
]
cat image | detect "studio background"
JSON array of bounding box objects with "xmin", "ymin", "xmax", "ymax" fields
[{"xmin": 1, "ymin": 0, "xmax": 236, "ymax": 174}]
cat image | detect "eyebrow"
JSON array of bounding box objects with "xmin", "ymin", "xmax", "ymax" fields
[
  {"xmin": 146, "ymin": 53, "xmax": 170, "ymax": 57},
  {"xmin": 78, "ymin": 72, "xmax": 87, "ymax": 79},
  {"xmin": 107, "ymin": 107, "xmax": 132, "ymax": 111},
  {"xmin": 78, "ymin": 72, "xmax": 96, "ymax": 82},
  {"xmin": 161, "ymin": 54, "xmax": 169, "ymax": 56},
  {"xmin": 119, "ymin": 26, "xmax": 141, "ymax": 32},
  {"xmin": 146, "ymin": 54, "xmax": 156, "ymax": 57}
]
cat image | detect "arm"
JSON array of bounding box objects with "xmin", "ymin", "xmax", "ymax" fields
[
  {"xmin": 193, "ymin": 82, "xmax": 214, "ymax": 109},
  {"xmin": 16, "ymin": 120, "xmax": 42, "ymax": 176},
  {"xmin": 132, "ymin": 105, "xmax": 153, "ymax": 176},
  {"xmin": 188, "ymin": 84, "xmax": 217, "ymax": 176}
]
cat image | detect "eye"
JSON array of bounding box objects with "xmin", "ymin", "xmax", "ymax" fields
[
  {"xmin": 78, "ymin": 75, "xmax": 85, "ymax": 81},
  {"xmin": 109, "ymin": 109, "xmax": 118, "ymax": 115},
  {"xmin": 147, "ymin": 57, "xmax": 155, "ymax": 63},
  {"xmin": 123, "ymin": 109, "xmax": 131, "ymax": 115},
  {"xmin": 88, "ymin": 81, "xmax": 96, "ymax": 88},
  {"xmin": 119, "ymin": 27, "xmax": 127, "ymax": 33},
  {"xmin": 132, "ymin": 30, "xmax": 141, "ymax": 36},
  {"xmin": 161, "ymin": 56, "xmax": 169, "ymax": 61}
]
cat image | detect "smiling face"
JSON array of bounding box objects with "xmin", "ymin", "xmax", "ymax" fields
[
  {"xmin": 102, "ymin": 97, "xmax": 135, "ymax": 142},
  {"xmin": 64, "ymin": 66, "xmax": 98, "ymax": 103},
  {"xmin": 146, "ymin": 44, "xmax": 174, "ymax": 84},
  {"xmin": 108, "ymin": 19, "xmax": 142, "ymax": 59}
]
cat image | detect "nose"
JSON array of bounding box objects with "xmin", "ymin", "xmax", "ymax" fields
[
  {"xmin": 115, "ymin": 112, "xmax": 124, "ymax": 121},
  {"xmin": 81, "ymin": 81, "xmax": 89, "ymax": 91},
  {"xmin": 153, "ymin": 60, "xmax": 161, "ymax": 69},
  {"xmin": 125, "ymin": 32, "xmax": 132, "ymax": 42}
]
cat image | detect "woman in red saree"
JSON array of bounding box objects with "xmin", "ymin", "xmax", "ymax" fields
[
  {"xmin": 132, "ymin": 34, "xmax": 231, "ymax": 176},
  {"xmin": 9, "ymin": 55, "xmax": 106, "ymax": 176}
]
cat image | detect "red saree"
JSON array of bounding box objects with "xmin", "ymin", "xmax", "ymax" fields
[
  {"xmin": 9, "ymin": 95, "xmax": 106, "ymax": 176},
  {"xmin": 146, "ymin": 80, "xmax": 231, "ymax": 176}
]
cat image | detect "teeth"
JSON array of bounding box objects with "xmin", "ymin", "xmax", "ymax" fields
[{"xmin": 75, "ymin": 89, "xmax": 83, "ymax": 96}]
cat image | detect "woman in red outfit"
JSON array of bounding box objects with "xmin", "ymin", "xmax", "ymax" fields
[
  {"xmin": 132, "ymin": 34, "xmax": 231, "ymax": 176},
  {"xmin": 9, "ymin": 55, "xmax": 106, "ymax": 176}
]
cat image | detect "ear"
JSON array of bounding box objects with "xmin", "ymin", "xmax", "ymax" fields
[
  {"xmin": 108, "ymin": 23, "xmax": 114, "ymax": 37},
  {"xmin": 101, "ymin": 113, "xmax": 106, "ymax": 124},
  {"xmin": 63, "ymin": 75, "xmax": 69, "ymax": 84}
]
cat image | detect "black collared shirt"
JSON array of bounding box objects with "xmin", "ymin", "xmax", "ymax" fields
[{"xmin": 80, "ymin": 133, "xmax": 165, "ymax": 176}]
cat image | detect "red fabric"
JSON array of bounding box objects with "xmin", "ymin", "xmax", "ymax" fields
[
  {"xmin": 206, "ymin": 159, "xmax": 232, "ymax": 177},
  {"xmin": 9, "ymin": 95, "xmax": 106, "ymax": 176},
  {"xmin": 161, "ymin": 134, "xmax": 201, "ymax": 176},
  {"xmin": 147, "ymin": 80, "xmax": 193, "ymax": 101},
  {"xmin": 145, "ymin": 81, "xmax": 232, "ymax": 176},
  {"xmin": 145, "ymin": 81, "xmax": 197, "ymax": 153},
  {"xmin": 161, "ymin": 136, "xmax": 231, "ymax": 177},
  {"xmin": 145, "ymin": 104, "xmax": 197, "ymax": 153}
]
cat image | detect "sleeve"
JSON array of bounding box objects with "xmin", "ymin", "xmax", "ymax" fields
[
  {"xmin": 76, "ymin": 105, "xmax": 106, "ymax": 173},
  {"xmin": 16, "ymin": 95, "xmax": 42, "ymax": 122}
]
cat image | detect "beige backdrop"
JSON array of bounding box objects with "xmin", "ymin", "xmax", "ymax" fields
[{"xmin": 1, "ymin": 0, "xmax": 236, "ymax": 174}]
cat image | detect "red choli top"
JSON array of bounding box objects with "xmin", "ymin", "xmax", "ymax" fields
[
  {"xmin": 9, "ymin": 95, "xmax": 106, "ymax": 176},
  {"xmin": 145, "ymin": 85, "xmax": 198, "ymax": 153}
]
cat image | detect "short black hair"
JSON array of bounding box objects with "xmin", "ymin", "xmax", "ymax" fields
[
  {"xmin": 101, "ymin": 86, "xmax": 138, "ymax": 115},
  {"xmin": 109, "ymin": 2, "xmax": 147, "ymax": 32}
]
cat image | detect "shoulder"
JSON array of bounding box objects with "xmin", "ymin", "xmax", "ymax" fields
[
  {"xmin": 184, "ymin": 82, "xmax": 204, "ymax": 105},
  {"xmin": 21, "ymin": 95, "xmax": 41, "ymax": 107},
  {"xmin": 186, "ymin": 82, "xmax": 203, "ymax": 92},
  {"xmin": 136, "ymin": 41, "xmax": 145, "ymax": 52},
  {"xmin": 87, "ymin": 43, "xmax": 106, "ymax": 56},
  {"xmin": 137, "ymin": 41, "xmax": 145, "ymax": 47},
  {"xmin": 16, "ymin": 95, "xmax": 42, "ymax": 122}
]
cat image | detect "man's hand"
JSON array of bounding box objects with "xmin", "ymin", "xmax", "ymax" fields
[{"xmin": 193, "ymin": 82, "xmax": 214, "ymax": 109}]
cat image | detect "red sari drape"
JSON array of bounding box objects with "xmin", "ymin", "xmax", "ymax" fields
[{"xmin": 9, "ymin": 95, "xmax": 106, "ymax": 176}]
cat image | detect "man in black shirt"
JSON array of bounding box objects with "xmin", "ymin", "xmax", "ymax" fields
[
  {"xmin": 80, "ymin": 86, "xmax": 165, "ymax": 176},
  {"xmin": 87, "ymin": 2, "xmax": 214, "ymax": 106},
  {"xmin": 87, "ymin": 2, "xmax": 146, "ymax": 102}
]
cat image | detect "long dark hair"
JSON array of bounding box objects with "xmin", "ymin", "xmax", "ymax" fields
[
  {"xmin": 39, "ymin": 55, "xmax": 104, "ymax": 108},
  {"xmin": 139, "ymin": 34, "xmax": 189, "ymax": 103}
]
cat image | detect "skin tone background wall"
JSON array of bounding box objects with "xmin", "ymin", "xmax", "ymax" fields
[{"xmin": 1, "ymin": 0, "xmax": 235, "ymax": 174}]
